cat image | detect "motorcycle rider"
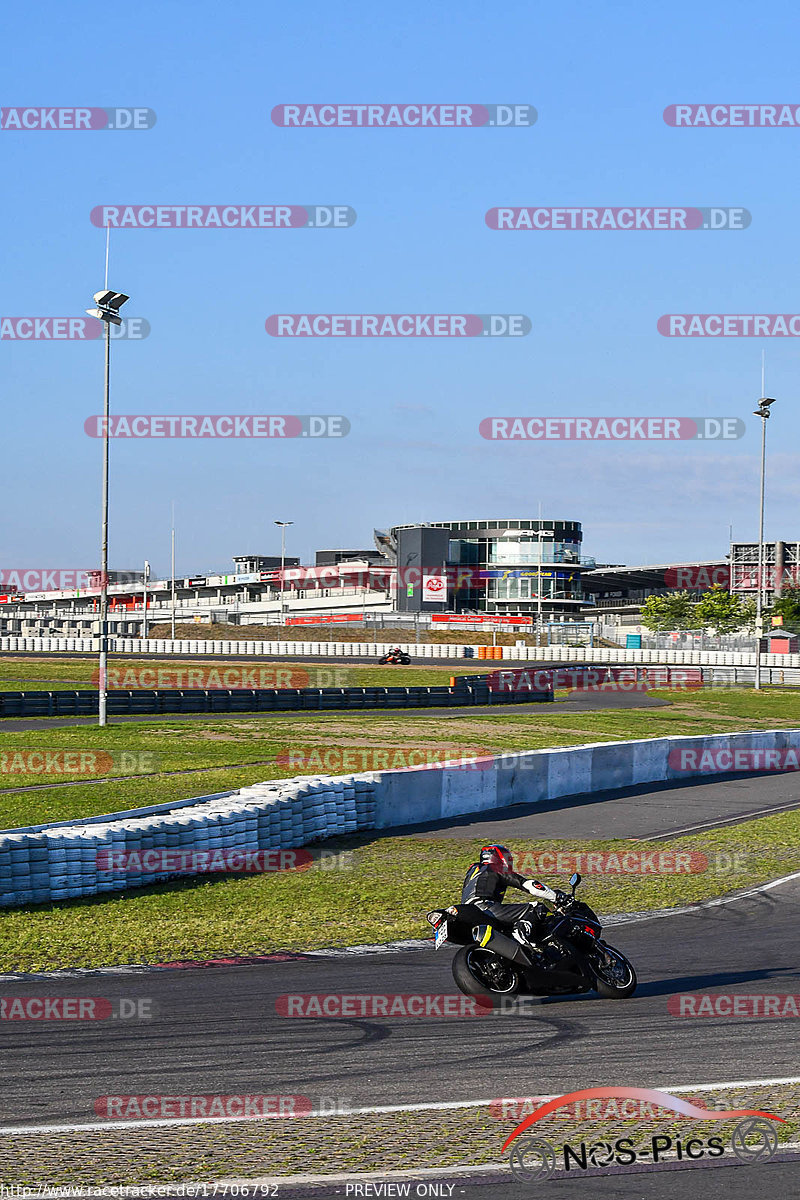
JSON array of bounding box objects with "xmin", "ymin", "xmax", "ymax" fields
[{"xmin": 461, "ymin": 844, "xmax": 569, "ymax": 950}]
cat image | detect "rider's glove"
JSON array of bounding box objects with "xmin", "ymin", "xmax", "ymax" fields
[{"xmin": 554, "ymin": 889, "xmax": 571, "ymax": 906}]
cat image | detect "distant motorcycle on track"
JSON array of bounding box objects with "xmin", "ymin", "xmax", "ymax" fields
[
  {"xmin": 379, "ymin": 647, "xmax": 412, "ymax": 665},
  {"xmin": 427, "ymin": 872, "xmax": 637, "ymax": 1000}
]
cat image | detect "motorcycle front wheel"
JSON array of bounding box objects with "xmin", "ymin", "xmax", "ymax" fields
[
  {"xmin": 589, "ymin": 942, "xmax": 637, "ymax": 998},
  {"xmin": 452, "ymin": 945, "xmax": 521, "ymax": 997}
]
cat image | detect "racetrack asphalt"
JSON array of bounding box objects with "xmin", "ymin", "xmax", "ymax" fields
[{"xmin": 2, "ymin": 876, "xmax": 798, "ymax": 1128}]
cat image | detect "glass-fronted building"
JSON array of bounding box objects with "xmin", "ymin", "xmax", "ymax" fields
[{"xmin": 387, "ymin": 519, "xmax": 594, "ymax": 619}]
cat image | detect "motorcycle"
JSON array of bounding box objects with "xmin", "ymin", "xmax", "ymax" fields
[
  {"xmin": 379, "ymin": 648, "xmax": 412, "ymax": 665},
  {"xmin": 426, "ymin": 872, "xmax": 637, "ymax": 1000}
]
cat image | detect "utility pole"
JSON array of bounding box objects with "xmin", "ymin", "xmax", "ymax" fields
[
  {"xmin": 170, "ymin": 514, "xmax": 176, "ymax": 639},
  {"xmin": 85, "ymin": 254, "xmax": 129, "ymax": 726},
  {"xmin": 142, "ymin": 559, "xmax": 150, "ymax": 640},
  {"xmin": 753, "ymin": 394, "xmax": 777, "ymax": 689}
]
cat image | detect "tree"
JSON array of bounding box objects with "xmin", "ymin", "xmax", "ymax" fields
[
  {"xmin": 640, "ymin": 593, "xmax": 697, "ymax": 632},
  {"xmin": 768, "ymin": 584, "xmax": 800, "ymax": 631},
  {"xmin": 694, "ymin": 586, "xmax": 756, "ymax": 634}
]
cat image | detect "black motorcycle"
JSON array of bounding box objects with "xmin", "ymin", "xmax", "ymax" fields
[
  {"xmin": 379, "ymin": 648, "xmax": 411, "ymax": 664},
  {"xmin": 426, "ymin": 872, "xmax": 636, "ymax": 1000}
]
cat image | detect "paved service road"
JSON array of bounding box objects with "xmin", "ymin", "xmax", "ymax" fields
[{"xmin": 394, "ymin": 770, "xmax": 800, "ymax": 842}]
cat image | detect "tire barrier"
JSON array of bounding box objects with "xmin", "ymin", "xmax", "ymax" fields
[
  {"xmin": 0, "ymin": 777, "xmax": 377, "ymax": 907},
  {"xmin": 0, "ymin": 679, "xmax": 552, "ymax": 719},
  {"xmin": 3, "ymin": 727, "xmax": 799, "ymax": 908}
]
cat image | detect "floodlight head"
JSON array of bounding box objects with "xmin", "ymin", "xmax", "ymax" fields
[
  {"xmin": 88, "ymin": 290, "xmax": 129, "ymax": 324},
  {"xmin": 86, "ymin": 306, "xmax": 123, "ymax": 325},
  {"xmin": 93, "ymin": 290, "xmax": 129, "ymax": 310}
]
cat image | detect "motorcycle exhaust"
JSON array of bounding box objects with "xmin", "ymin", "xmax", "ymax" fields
[{"xmin": 472, "ymin": 924, "xmax": 535, "ymax": 967}]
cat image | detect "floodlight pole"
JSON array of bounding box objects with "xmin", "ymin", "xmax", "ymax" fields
[
  {"xmin": 754, "ymin": 409, "xmax": 768, "ymax": 690},
  {"xmin": 171, "ymin": 521, "xmax": 176, "ymax": 639},
  {"xmin": 142, "ymin": 559, "xmax": 150, "ymax": 640},
  {"xmin": 87, "ymin": 283, "xmax": 128, "ymax": 726},
  {"xmin": 98, "ymin": 321, "xmax": 111, "ymax": 726},
  {"xmin": 536, "ymin": 527, "xmax": 554, "ymax": 647},
  {"xmin": 275, "ymin": 521, "xmax": 293, "ymax": 624},
  {"xmin": 752, "ymin": 396, "xmax": 776, "ymax": 690}
]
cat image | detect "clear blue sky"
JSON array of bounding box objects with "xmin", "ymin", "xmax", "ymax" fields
[{"xmin": 3, "ymin": 0, "xmax": 799, "ymax": 576}]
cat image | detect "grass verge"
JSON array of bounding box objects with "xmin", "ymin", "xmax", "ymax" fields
[
  {"xmin": 2, "ymin": 686, "xmax": 800, "ymax": 824},
  {"xmin": 0, "ymin": 654, "xmax": 486, "ymax": 690},
  {"xmin": 1, "ymin": 809, "xmax": 799, "ymax": 973}
]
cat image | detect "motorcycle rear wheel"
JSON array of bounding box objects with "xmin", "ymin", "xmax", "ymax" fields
[{"xmin": 452, "ymin": 945, "xmax": 521, "ymax": 997}]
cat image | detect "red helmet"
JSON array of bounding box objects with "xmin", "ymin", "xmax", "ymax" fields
[{"xmin": 479, "ymin": 844, "xmax": 514, "ymax": 873}]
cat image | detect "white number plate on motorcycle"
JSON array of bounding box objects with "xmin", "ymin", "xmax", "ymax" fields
[{"xmin": 434, "ymin": 921, "xmax": 448, "ymax": 949}]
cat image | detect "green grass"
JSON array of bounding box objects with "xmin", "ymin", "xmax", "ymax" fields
[
  {"xmin": 2, "ymin": 809, "xmax": 799, "ymax": 972},
  {"xmin": 0, "ymin": 654, "xmax": 485, "ymax": 690},
  {"xmin": 2, "ymin": 686, "xmax": 800, "ymax": 827},
  {"xmin": 2, "ymin": 685, "xmax": 800, "ymax": 969}
]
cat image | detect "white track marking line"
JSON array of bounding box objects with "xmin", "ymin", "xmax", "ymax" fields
[
  {"xmin": 640, "ymin": 800, "xmax": 800, "ymax": 839},
  {"xmin": 606, "ymin": 868, "xmax": 800, "ymax": 926},
  {"xmin": 3, "ymin": 1076, "xmax": 799, "ymax": 1137}
]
